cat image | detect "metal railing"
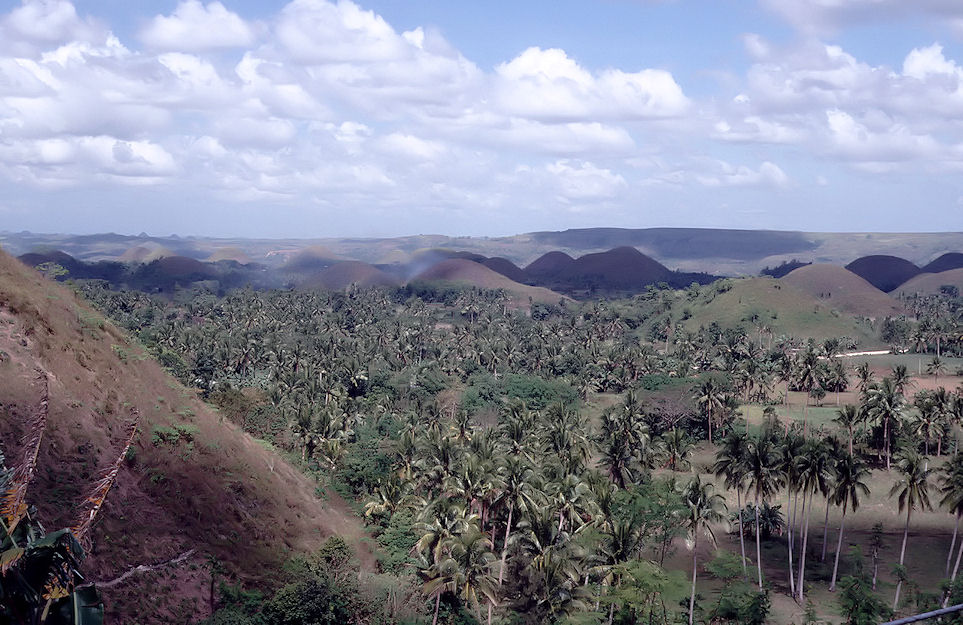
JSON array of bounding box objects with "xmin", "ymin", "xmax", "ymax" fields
[{"xmin": 881, "ymin": 603, "xmax": 963, "ymax": 624}]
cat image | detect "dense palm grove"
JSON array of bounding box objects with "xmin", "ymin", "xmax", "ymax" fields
[{"xmin": 73, "ymin": 279, "xmax": 963, "ymax": 624}]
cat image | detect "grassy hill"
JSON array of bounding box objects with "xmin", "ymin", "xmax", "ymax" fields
[
  {"xmin": 0, "ymin": 250, "xmax": 370, "ymax": 623},
  {"xmin": 682, "ymin": 277, "xmax": 883, "ymax": 346},
  {"xmin": 781, "ymin": 263, "xmax": 905, "ymax": 317}
]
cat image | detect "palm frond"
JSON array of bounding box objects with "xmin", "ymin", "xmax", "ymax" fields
[
  {"xmin": 72, "ymin": 414, "xmax": 138, "ymax": 549},
  {"xmin": 1, "ymin": 370, "xmax": 49, "ymax": 535}
]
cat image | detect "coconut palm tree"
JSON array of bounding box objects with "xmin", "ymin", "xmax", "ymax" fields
[
  {"xmin": 829, "ymin": 454, "xmax": 870, "ymax": 591},
  {"xmin": 795, "ymin": 439, "xmax": 834, "ymax": 602},
  {"xmin": 940, "ymin": 453, "xmax": 963, "ymax": 581},
  {"xmin": 834, "ymin": 404, "xmax": 862, "ymax": 456},
  {"xmin": 867, "ymin": 377, "xmax": 906, "ymax": 470},
  {"xmin": 779, "ymin": 430, "xmax": 804, "ymax": 597},
  {"xmin": 744, "ymin": 432, "xmax": 783, "ymax": 590},
  {"xmin": 713, "ymin": 430, "xmax": 749, "ymax": 578},
  {"xmin": 889, "ymin": 449, "xmax": 933, "ymax": 612},
  {"xmin": 681, "ymin": 476, "xmax": 727, "ymax": 625},
  {"xmin": 696, "ymin": 377, "xmax": 725, "ymax": 443}
]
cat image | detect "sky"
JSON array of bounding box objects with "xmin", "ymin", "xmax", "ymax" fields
[{"xmin": 1, "ymin": 0, "xmax": 963, "ymax": 238}]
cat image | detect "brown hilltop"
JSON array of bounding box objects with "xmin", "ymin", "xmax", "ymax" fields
[
  {"xmin": 482, "ymin": 257, "xmax": 529, "ymax": 283},
  {"xmin": 781, "ymin": 263, "xmax": 904, "ymax": 317},
  {"xmin": 845, "ymin": 255, "xmax": 921, "ymax": 292},
  {"xmin": 921, "ymin": 252, "xmax": 963, "ymax": 274},
  {"xmin": 412, "ymin": 258, "xmax": 568, "ymax": 305},
  {"xmin": 303, "ymin": 260, "xmax": 400, "ymax": 290},
  {"xmin": 894, "ymin": 268, "xmax": 963, "ymax": 297},
  {"xmin": 525, "ymin": 251, "xmax": 576, "ymax": 278},
  {"xmin": 0, "ymin": 249, "xmax": 371, "ymax": 623}
]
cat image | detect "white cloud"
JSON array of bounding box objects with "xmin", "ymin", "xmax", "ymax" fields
[
  {"xmin": 543, "ymin": 160, "xmax": 627, "ymax": 202},
  {"xmin": 494, "ymin": 47, "xmax": 690, "ymax": 121},
  {"xmin": 695, "ymin": 159, "xmax": 790, "ymax": 188},
  {"xmin": 140, "ymin": 1, "xmax": 255, "ymax": 52}
]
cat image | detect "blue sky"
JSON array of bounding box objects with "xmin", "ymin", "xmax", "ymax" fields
[{"xmin": 1, "ymin": 0, "xmax": 963, "ymax": 238}]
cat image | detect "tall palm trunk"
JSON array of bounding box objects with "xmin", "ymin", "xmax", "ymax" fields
[
  {"xmin": 787, "ymin": 485, "xmax": 796, "ymax": 597},
  {"xmin": 943, "ymin": 535, "xmax": 963, "ymax": 608},
  {"xmin": 894, "ymin": 508, "xmax": 912, "ymax": 611},
  {"xmin": 689, "ymin": 533, "xmax": 699, "ymax": 625},
  {"xmin": 947, "ymin": 511, "xmax": 961, "ymax": 577},
  {"xmin": 499, "ymin": 503, "xmax": 514, "ymax": 585},
  {"xmin": 885, "ymin": 418, "xmax": 891, "ymax": 470},
  {"xmin": 755, "ymin": 492, "xmax": 764, "ymax": 590},
  {"xmin": 830, "ymin": 500, "xmax": 848, "ymax": 591},
  {"xmin": 433, "ymin": 593, "xmax": 441, "ymax": 625},
  {"xmin": 737, "ymin": 487, "xmax": 747, "ymax": 579},
  {"xmin": 797, "ymin": 488, "xmax": 813, "ymax": 602},
  {"xmin": 821, "ymin": 496, "xmax": 831, "ymax": 562}
]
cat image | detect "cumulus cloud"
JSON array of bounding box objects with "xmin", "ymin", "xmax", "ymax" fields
[
  {"xmin": 695, "ymin": 159, "xmax": 790, "ymax": 188},
  {"xmin": 494, "ymin": 47, "xmax": 690, "ymax": 122},
  {"xmin": 140, "ymin": 1, "xmax": 255, "ymax": 51}
]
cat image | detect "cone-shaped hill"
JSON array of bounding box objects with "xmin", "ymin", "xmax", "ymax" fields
[
  {"xmin": 0, "ymin": 249, "xmax": 371, "ymax": 623},
  {"xmin": 412, "ymin": 258, "xmax": 568, "ymax": 305},
  {"xmin": 781, "ymin": 263, "xmax": 904, "ymax": 317},
  {"xmin": 536, "ymin": 246, "xmax": 673, "ymax": 292},
  {"xmin": 524, "ymin": 251, "xmax": 576, "ymax": 278},
  {"xmin": 921, "ymin": 252, "xmax": 963, "ymax": 274},
  {"xmin": 302, "ymin": 260, "xmax": 401, "ymax": 290},
  {"xmin": 482, "ymin": 257, "xmax": 529, "ymax": 283},
  {"xmin": 845, "ymin": 255, "xmax": 921, "ymax": 292},
  {"xmin": 894, "ymin": 268, "xmax": 963, "ymax": 297}
]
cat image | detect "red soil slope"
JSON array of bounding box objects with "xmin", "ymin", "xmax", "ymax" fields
[
  {"xmin": 781, "ymin": 263, "xmax": 904, "ymax": 317},
  {"xmin": 0, "ymin": 250, "xmax": 370, "ymax": 623}
]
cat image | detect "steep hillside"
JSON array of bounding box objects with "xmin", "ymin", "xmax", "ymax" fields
[
  {"xmin": 921, "ymin": 252, "xmax": 963, "ymax": 274},
  {"xmin": 412, "ymin": 258, "xmax": 568, "ymax": 305},
  {"xmin": 894, "ymin": 268, "xmax": 963, "ymax": 296},
  {"xmin": 845, "ymin": 255, "xmax": 921, "ymax": 292},
  {"xmin": 0, "ymin": 250, "xmax": 369, "ymax": 623},
  {"xmin": 684, "ymin": 277, "xmax": 882, "ymax": 346},
  {"xmin": 304, "ymin": 260, "xmax": 400, "ymax": 290},
  {"xmin": 781, "ymin": 263, "xmax": 904, "ymax": 317}
]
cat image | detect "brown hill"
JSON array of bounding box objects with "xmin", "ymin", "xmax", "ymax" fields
[
  {"xmin": 845, "ymin": 255, "xmax": 921, "ymax": 292},
  {"xmin": 119, "ymin": 244, "xmax": 174, "ymax": 263},
  {"xmin": 552, "ymin": 246, "xmax": 672, "ymax": 291},
  {"xmin": 921, "ymin": 252, "xmax": 963, "ymax": 274},
  {"xmin": 207, "ymin": 246, "xmax": 251, "ymax": 264},
  {"xmin": 781, "ymin": 263, "xmax": 904, "ymax": 317},
  {"xmin": 304, "ymin": 261, "xmax": 400, "ymax": 290},
  {"xmin": 412, "ymin": 258, "xmax": 568, "ymax": 305},
  {"xmin": 0, "ymin": 250, "xmax": 370, "ymax": 623},
  {"xmin": 894, "ymin": 268, "xmax": 963, "ymax": 297},
  {"xmin": 482, "ymin": 257, "xmax": 529, "ymax": 283},
  {"xmin": 281, "ymin": 245, "xmax": 346, "ymax": 272},
  {"xmin": 524, "ymin": 251, "xmax": 575, "ymax": 278}
]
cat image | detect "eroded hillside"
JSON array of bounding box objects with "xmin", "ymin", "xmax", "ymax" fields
[{"xmin": 0, "ymin": 249, "xmax": 370, "ymax": 623}]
